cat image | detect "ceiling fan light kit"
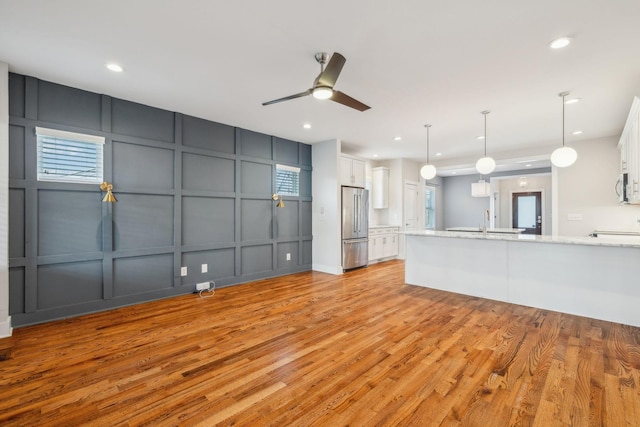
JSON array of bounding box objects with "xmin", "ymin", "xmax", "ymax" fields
[
  {"xmin": 551, "ymin": 91, "xmax": 578, "ymax": 168},
  {"xmin": 262, "ymin": 52, "xmax": 370, "ymax": 111}
]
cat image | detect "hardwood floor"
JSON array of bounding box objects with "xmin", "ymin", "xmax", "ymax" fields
[{"xmin": 1, "ymin": 260, "xmax": 639, "ymax": 426}]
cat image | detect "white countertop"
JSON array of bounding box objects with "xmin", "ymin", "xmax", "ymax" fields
[
  {"xmin": 404, "ymin": 229, "xmax": 640, "ymax": 248},
  {"xmin": 445, "ymin": 227, "xmax": 524, "ymax": 234},
  {"xmin": 369, "ymin": 225, "xmax": 400, "ymax": 229}
]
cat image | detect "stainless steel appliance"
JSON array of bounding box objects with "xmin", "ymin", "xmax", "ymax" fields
[{"xmin": 342, "ymin": 186, "xmax": 369, "ymax": 270}]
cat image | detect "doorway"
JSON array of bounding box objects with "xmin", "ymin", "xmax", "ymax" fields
[
  {"xmin": 512, "ymin": 192, "xmax": 542, "ymax": 235},
  {"xmin": 404, "ymin": 182, "xmax": 420, "ymax": 231}
]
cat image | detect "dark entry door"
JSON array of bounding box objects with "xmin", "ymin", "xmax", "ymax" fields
[{"xmin": 512, "ymin": 192, "xmax": 542, "ymax": 235}]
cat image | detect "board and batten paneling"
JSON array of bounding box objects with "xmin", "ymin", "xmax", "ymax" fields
[{"xmin": 7, "ymin": 73, "xmax": 312, "ymax": 327}]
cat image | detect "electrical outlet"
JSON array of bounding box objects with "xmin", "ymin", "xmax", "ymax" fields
[
  {"xmin": 201, "ymin": 263, "xmax": 208, "ymax": 273},
  {"xmin": 286, "ymin": 253, "xmax": 291, "ymax": 261},
  {"xmin": 196, "ymin": 282, "xmax": 210, "ymax": 291},
  {"xmin": 180, "ymin": 266, "xmax": 188, "ymax": 276}
]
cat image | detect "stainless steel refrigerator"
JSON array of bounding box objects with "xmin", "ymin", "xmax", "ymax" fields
[{"xmin": 342, "ymin": 186, "xmax": 369, "ymax": 270}]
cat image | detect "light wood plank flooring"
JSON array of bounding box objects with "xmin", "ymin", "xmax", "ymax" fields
[{"xmin": 1, "ymin": 260, "xmax": 639, "ymax": 426}]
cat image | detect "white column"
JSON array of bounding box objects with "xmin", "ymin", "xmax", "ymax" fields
[{"xmin": 0, "ymin": 61, "xmax": 11, "ymax": 337}]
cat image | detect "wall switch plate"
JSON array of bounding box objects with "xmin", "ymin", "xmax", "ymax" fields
[
  {"xmin": 180, "ymin": 266, "xmax": 188, "ymax": 276},
  {"xmin": 286, "ymin": 253, "xmax": 291, "ymax": 261},
  {"xmin": 567, "ymin": 213, "xmax": 583, "ymax": 221},
  {"xmin": 201, "ymin": 263, "xmax": 208, "ymax": 273}
]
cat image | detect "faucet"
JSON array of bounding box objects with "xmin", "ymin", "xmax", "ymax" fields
[{"xmin": 482, "ymin": 209, "xmax": 490, "ymax": 235}]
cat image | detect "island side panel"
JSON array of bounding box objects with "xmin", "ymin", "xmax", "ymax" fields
[
  {"xmin": 405, "ymin": 235, "xmax": 509, "ymax": 302},
  {"xmin": 507, "ymin": 241, "xmax": 640, "ymax": 327}
]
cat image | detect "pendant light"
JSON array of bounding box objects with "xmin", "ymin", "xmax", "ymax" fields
[
  {"xmin": 420, "ymin": 124, "xmax": 437, "ymax": 180},
  {"xmin": 551, "ymin": 92, "xmax": 578, "ymax": 167},
  {"xmin": 475, "ymin": 110, "xmax": 496, "ymax": 174}
]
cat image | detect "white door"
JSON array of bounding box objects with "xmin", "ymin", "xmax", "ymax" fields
[{"xmin": 404, "ymin": 182, "xmax": 420, "ymax": 230}]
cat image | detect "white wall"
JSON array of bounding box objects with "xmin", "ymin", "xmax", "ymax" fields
[
  {"xmin": 1, "ymin": 62, "xmax": 11, "ymax": 337},
  {"xmin": 312, "ymin": 139, "xmax": 343, "ymax": 274},
  {"xmin": 442, "ymin": 175, "xmax": 491, "ymax": 229},
  {"xmin": 555, "ymin": 136, "xmax": 640, "ymax": 236}
]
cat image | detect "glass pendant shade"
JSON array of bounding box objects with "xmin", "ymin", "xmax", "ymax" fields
[
  {"xmin": 420, "ymin": 164, "xmax": 437, "ymax": 180},
  {"xmin": 551, "ymin": 146, "xmax": 577, "ymax": 167},
  {"xmin": 475, "ymin": 156, "xmax": 496, "ymax": 175}
]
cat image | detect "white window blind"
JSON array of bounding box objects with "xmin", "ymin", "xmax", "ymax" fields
[
  {"xmin": 36, "ymin": 127, "xmax": 105, "ymax": 184},
  {"xmin": 275, "ymin": 164, "xmax": 301, "ymax": 196}
]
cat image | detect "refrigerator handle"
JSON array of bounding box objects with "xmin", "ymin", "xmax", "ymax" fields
[
  {"xmin": 357, "ymin": 194, "xmax": 361, "ymax": 232},
  {"xmin": 353, "ymin": 194, "xmax": 358, "ymax": 233}
]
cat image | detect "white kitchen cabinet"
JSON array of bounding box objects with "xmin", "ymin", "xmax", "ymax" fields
[
  {"xmin": 371, "ymin": 167, "xmax": 389, "ymax": 209},
  {"xmin": 619, "ymin": 97, "xmax": 640, "ymax": 204},
  {"xmin": 340, "ymin": 155, "xmax": 366, "ymax": 188},
  {"xmin": 368, "ymin": 226, "xmax": 399, "ymax": 262}
]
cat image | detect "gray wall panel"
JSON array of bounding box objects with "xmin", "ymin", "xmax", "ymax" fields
[
  {"xmin": 275, "ymin": 137, "xmax": 299, "ymax": 165},
  {"xmin": 8, "ymin": 73, "xmax": 25, "ymax": 118},
  {"xmin": 113, "ymin": 141, "xmax": 175, "ymax": 189},
  {"xmin": 182, "ymin": 153, "xmax": 235, "ymax": 192},
  {"xmin": 241, "ymin": 161, "xmax": 271, "ymax": 194},
  {"xmin": 300, "ymin": 143, "xmax": 311, "ymax": 166},
  {"xmin": 276, "ymin": 201, "xmax": 299, "ymax": 238},
  {"xmin": 182, "ymin": 249, "xmax": 235, "ymax": 282},
  {"xmin": 113, "ymin": 254, "xmax": 173, "ymax": 297},
  {"xmin": 9, "ymin": 189, "xmax": 25, "ymax": 258},
  {"xmin": 239, "ymin": 129, "xmax": 271, "ymax": 159},
  {"xmin": 277, "ymin": 241, "xmax": 298, "ymax": 268},
  {"xmin": 241, "ymin": 244, "xmax": 273, "ymax": 275},
  {"xmin": 111, "ymin": 99, "xmax": 175, "ymax": 142},
  {"xmin": 9, "ymin": 125, "xmax": 25, "ymax": 179},
  {"xmin": 300, "ymin": 169, "xmax": 312, "ymax": 198},
  {"xmin": 38, "ymin": 190, "xmax": 102, "ymax": 256},
  {"xmin": 37, "ymin": 81, "xmax": 102, "ymax": 130},
  {"xmin": 113, "ymin": 194, "xmax": 174, "ymax": 251},
  {"xmin": 37, "ymin": 261, "xmax": 103, "ymax": 309},
  {"xmin": 302, "ymin": 240, "xmax": 312, "ymax": 265},
  {"xmin": 182, "ymin": 197, "xmax": 235, "ymax": 245},
  {"xmin": 241, "ymin": 200, "xmax": 272, "ymax": 241},
  {"xmin": 301, "ymin": 201, "xmax": 312, "ymax": 236},
  {"xmin": 9, "ymin": 268, "xmax": 25, "ymax": 315},
  {"xmin": 182, "ymin": 115, "xmax": 235, "ymax": 154}
]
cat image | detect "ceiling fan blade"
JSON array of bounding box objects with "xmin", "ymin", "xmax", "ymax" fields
[
  {"xmin": 262, "ymin": 89, "xmax": 312, "ymax": 106},
  {"xmin": 317, "ymin": 52, "xmax": 346, "ymax": 88},
  {"xmin": 331, "ymin": 90, "xmax": 371, "ymax": 112}
]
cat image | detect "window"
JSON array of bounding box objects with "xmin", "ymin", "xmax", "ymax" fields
[
  {"xmin": 425, "ymin": 185, "xmax": 436, "ymax": 229},
  {"xmin": 36, "ymin": 127, "xmax": 105, "ymax": 184},
  {"xmin": 275, "ymin": 164, "xmax": 300, "ymax": 196}
]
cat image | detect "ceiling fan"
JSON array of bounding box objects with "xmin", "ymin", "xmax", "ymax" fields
[{"xmin": 262, "ymin": 52, "xmax": 370, "ymax": 112}]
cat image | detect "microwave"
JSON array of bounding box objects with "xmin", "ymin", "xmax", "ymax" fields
[{"xmin": 616, "ymin": 173, "xmax": 628, "ymax": 203}]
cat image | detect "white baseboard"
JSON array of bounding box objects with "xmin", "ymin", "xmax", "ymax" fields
[
  {"xmin": 0, "ymin": 317, "xmax": 12, "ymax": 338},
  {"xmin": 312, "ymin": 264, "xmax": 343, "ymax": 275}
]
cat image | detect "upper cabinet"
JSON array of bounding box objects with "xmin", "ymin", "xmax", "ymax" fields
[
  {"xmin": 371, "ymin": 167, "xmax": 389, "ymax": 208},
  {"xmin": 619, "ymin": 96, "xmax": 640, "ymax": 204},
  {"xmin": 340, "ymin": 155, "xmax": 365, "ymax": 187}
]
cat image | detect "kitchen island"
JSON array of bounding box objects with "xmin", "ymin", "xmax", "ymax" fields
[{"xmin": 405, "ymin": 230, "xmax": 640, "ymax": 327}]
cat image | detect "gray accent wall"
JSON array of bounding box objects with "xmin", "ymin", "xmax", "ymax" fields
[{"xmin": 8, "ymin": 73, "xmax": 312, "ymax": 327}]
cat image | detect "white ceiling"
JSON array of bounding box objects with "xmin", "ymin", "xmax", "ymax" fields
[{"xmin": 1, "ymin": 0, "xmax": 639, "ymax": 175}]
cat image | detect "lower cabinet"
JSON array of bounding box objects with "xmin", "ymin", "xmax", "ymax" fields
[{"xmin": 368, "ymin": 227, "xmax": 399, "ymax": 262}]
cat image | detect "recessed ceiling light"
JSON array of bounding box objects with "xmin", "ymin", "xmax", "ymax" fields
[
  {"xmin": 106, "ymin": 63, "xmax": 124, "ymax": 72},
  {"xmin": 549, "ymin": 37, "xmax": 571, "ymax": 49},
  {"xmin": 394, "ymin": 136, "xmax": 402, "ymax": 141},
  {"xmin": 372, "ymin": 154, "xmax": 378, "ymax": 158},
  {"xmin": 435, "ymin": 152, "xmax": 442, "ymax": 157},
  {"xmin": 572, "ymin": 130, "xmax": 583, "ymax": 135},
  {"xmin": 565, "ymin": 98, "xmax": 580, "ymax": 104},
  {"xmin": 476, "ymin": 136, "xmax": 485, "ymax": 140},
  {"xmin": 525, "ymin": 164, "xmax": 532, "ymax": 167},
  {"xmin": 302, "ymin": 123, "xmax": 311, "ymax": 129}
]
